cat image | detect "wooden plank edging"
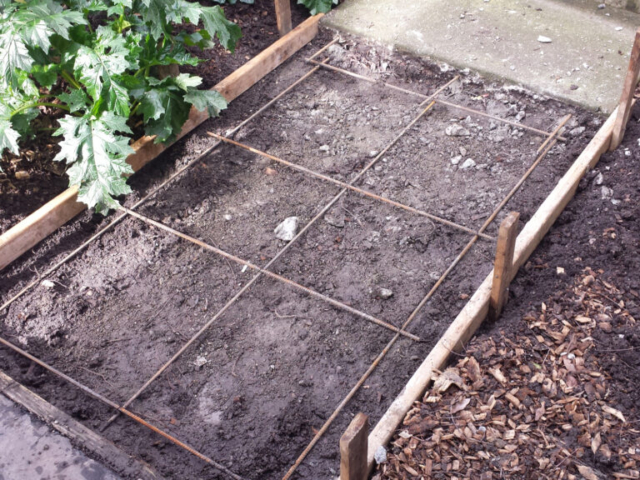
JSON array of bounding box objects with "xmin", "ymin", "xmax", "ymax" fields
[
  {"xmin": 0, "ymin": 370, "xmax": 161, "ymax": 479},
  {"xmin": 365, "ymin": 108, "xmax": 618, "ymax": 472},
  {"xmin": 0, "ymin": 14, "xmax": 322, "ymax": 272}
]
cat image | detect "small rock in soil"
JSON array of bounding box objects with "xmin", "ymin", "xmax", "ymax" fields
[
  {"xmin": 194, "ymin": 356, "xmax": 207, "ymax": 369},
  {"xmin": 445, "ymin": 124, "xmax": 470, "ymax": 137},
  {"xmin": 570, "ymin": 126, "xmax": 586, "ymax": 136},
  {"xmin": 451, "ymin": 155, "xmax": 462, "ymax": 165},
  {"xmin": 319, "ymin": 145, "xmax": 330, "ymax": 153},
  {"xmin": 594, "ymin": 172, "xmax": 604, "ymax": 185},
  {"xmin": 14, "ymin": 171, "xmax": 30, "ymax": 180},
  {"xmin": 378, "ymin": 288, "xmax": 393, "ymax": 300},
  {"xmin": 460, "ymin": 158, "xmax": 476, "ymax": 170},
  {"xmin": 369, "ymin": 150, "xmax": 379, "ymax": 158},
  {"xmin": 324, "ymin": 208, "xmax": 345, "ymax": 228},
  {"xmin": 601, "ymin": 186, "xmax": 613, "ymax": 200},
  {"xmin": 537, "ymin": 35, "xmax": 552, "ymax": 43},
  {"xmin": 41, "ymin": 280, "xmax": 55, "ymax": 289},
  {"xmin": 274, "ymin": 217, "xmax": 299, "ymax": 241},
  {"xmin": 374, "ymin": 446, "xmax": 387, "ymax": 464}
]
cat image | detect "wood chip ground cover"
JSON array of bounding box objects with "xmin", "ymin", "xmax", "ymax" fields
[{"xmin": 0, "ymin": 32, "xmax": 598, "ymax": 479}]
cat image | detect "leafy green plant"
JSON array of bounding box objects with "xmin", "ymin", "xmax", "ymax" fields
[
  {"xmin": 298, "ymin": 0, "xmax": 338, "ymax": 15},
  {"xmin": 0, "ymin": 0, "xmax": 242, "ymax": 213}
]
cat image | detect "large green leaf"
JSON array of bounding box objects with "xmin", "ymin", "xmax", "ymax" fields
[
  {"xmin": 0, "ymin": 30, "xmax": 32, "ymax": 87},
  {"xmin": 74, "ymin": 27, "xmax": 133, "ymax": 116},
  {"xmin": 184, "ymin": 88, "xmax": 227, "ymax": 117},
  {"xmin": 54, "ymin": 113, "xmax": 134, "ymax": 214},
  {"xmin": 199, "ymin": 5, "xmax": 241, "ymax": 53},
  {"xmin": 0, "ymin": 119, "xmax": 20, "ymax": 155}
]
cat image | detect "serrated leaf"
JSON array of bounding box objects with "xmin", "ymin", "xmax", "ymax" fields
[
  {"xmin": 184, "ymin": 88, "xmax": 227, "ymax": 117},
  {"xmin": 0, "ymin": 119, "xmax": 20, "ymax": 155},
  {"xmin": 31, "ymin": 63, "xmax": 59, "ymax": 88},
  {"xmin": 21, "ymin": 20, "xmax": 52, "ymax": 51},
  {"xmin": 54, "ymin": 113, "xmax": 134, "ymax": 213},
  {"xmin": 139, "ymin": 89, "xmax": 166, "ymax": 121},
  {"xmin": 142, "ymin": 88, "xmax": 191, "ymax": 143},
  {"xmin": 58, "ymin": 89, "xmax": 89, "ymax": 112},
  {"xmin": 199, "ymin": 5, "xmax": 241, "ymax": 52},
  {"xmin": 297, "ymin": 0, "xmax": 337, "ymax": 15},
  {"xmin": 167, "ymin": 0, "xmax": 201, "ymax": 25},
  {"xmin": 173, "ymin": 73, "xmax": 201, "ymax": 91},
  {"xmin": 0, "ymin": 30, "xmax": 32, "ymax": 87}
]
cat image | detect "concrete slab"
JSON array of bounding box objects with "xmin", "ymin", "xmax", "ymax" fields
[
  {"xmin": 0, "ymin": 395, "xmax": 120, "ymax": 480},
  {"xmin": 324, "ymin": 0, "xmax": 640, "ymax": 113}
]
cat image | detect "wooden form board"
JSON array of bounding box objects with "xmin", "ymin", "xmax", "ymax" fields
[
  {"xmin": 488, "ymin": 211, "xmax": 520, "ymax": 322},
  {"xmin": 275, "ymin": 0, "xmax": 292, "ymax": 36},
  {"xmin": 0, "ymin": 14, "xmax": 322, "ymax": 272},
  {"xmin": 0, "ymin": 370, "xmax": 160, "ymax": 479},
  {"xmin": 340, "ymin": 413, "xmax": 369, "ymax": 480},
  {"xmin": 610, "ymin": 28, "xmax": 640, "ymax": 151},
  {"xmin": 365, "ymin": 107, "xmax": 618, "ymax": 473}
]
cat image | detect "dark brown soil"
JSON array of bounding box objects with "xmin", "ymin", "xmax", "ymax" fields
[
  {"xmin": 0, "ymin": 31, "xmax": 599, "ymax": 480},
  {"xmin": 0, "ymin": 0, "xmax": 308, "ymax": 236}
]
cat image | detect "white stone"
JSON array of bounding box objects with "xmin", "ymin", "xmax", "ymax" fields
[
  {"xmin": 275, "ymin": 217, "xmax": 299, "ymax": 241},
  {"xmin": 445, "ymin": 124, "xmax": 470, "ymax": 137},
  {"xmin": 451, "ymin": 155, "xmax": 462, "ymax": 165},
  {"xmin": 460, "ymin": 158, "xmax": 476, "ymax": 170},
  {"xmin": 41, "ymin": 280, "xmax": 55, "ymax": 289},
  {"xmin": 537, "ymin": 35, "xmax": 552, "ymax": 43},
  {"xmin": 374, "ymin": 445, "xmax": 387, "ymax": 464}
]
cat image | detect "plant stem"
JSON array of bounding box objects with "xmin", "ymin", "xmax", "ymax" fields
[
  {"xmin": 12, "ymin": 102, "xmax": 70, "ymax": 117},
  {"xmin": 61, "ymin": 70, "xmax": 82, "ymax": 90}
]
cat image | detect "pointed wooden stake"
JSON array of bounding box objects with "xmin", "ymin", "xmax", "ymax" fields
[
  {"xmin": 340, "ymin": 413, "xmax": 368, "ymax": 480},
  {"xmin": 488, "ymin": 211, "xmax": 520, "ymax": 322},
  {"xmin": 275, "ymin": 0, "xmax": 292, "ymax": 36},
  {"xmin": 610, "ymin": 28, "xmax": 640, "ymax": 151}
]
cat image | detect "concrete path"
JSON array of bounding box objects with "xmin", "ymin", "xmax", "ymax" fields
[
  {"xmin": 324, "ymin": 0, "xmax": 640, "ymax": 113},
  {"xmin": 0, "ymin": 395, "xmax": 120, "ymax": 480}
]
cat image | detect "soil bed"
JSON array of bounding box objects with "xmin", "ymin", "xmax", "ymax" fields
[{"xmin": 1, "ymin": 32, "xmax": 596, "ymax": 479}]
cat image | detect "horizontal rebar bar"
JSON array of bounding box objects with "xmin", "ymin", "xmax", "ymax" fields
[
  {"xmin": 306, "ymin": 58, "xmax": 567, "ymax": 142},
  {"xmin": 122, "ymin": 207, "xmax": 419, "ymax": 341},
  {"xmin": 0, "ymin": 337, "xmax": 244, "ymax": 480},
  {"xmin": 101, "ymin": 73, "xmax": 459, "ymax": 434},
  {"xmin": 206, "ymin": 132, "xmax": 495, "ymax": 241},
  {"xmin": 0, "ymin": 64, "xmax": 324, "ymax": 316}
]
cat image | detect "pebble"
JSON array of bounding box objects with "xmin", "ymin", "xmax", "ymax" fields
[
  {"xmin": 601, "ymin": 186, "xmax": 613, "ymax": 200},
  {"xmin": 460, "ymin": 158, "xmax": 476, "ymax": 170},
  {"xmin": 14, "ymin": 171, "xmax": 30, "ymax": 180},
  {"xmin": 274, "ymin": 217, "xmax": 299, "ymax": 241},
  {"xmin": 515, "ymin": 111, "xmax": 526, "ymax": 122},
  {"xmin": 445, "ymin": 124, "xmax": 471, "ymax": 137},
  {"xmin": 537, "ymin": 35, "xmax": 552, "ymax": 43},
  {"xmin": 374, "ymin": 446, "xmax": 387, "ymax": 464},
  {"xmin": 194, "ymin": 356, "xmax": 208, "ymax": 369},
  {"xmin": 223, "ymin": 214, "xmax": 233, "ymax": 221},
  {"xmin": 41, "ymin": 280, "xmax": 55, "ymax": 289},
  {"xmin": 319, "ymin": 145, "xmax": 330, "ymax": 153},
  {"xmin": 459, "ymin": 147, "xmax": 467, "ymax": 156},
  {"xmin": 451, "ymin": 155, "xmax": 462, "ymax": 165},
  {"xmin": 570, "ymin": 126, "xmax": 586, "ymax": 137},
  {"xmin": 369, "ymin": 150, "xmax": 379, "ymax": 158},
  {"xmin": 379, "ymin": 288, "xmax": 393, "ymax": 300},
  {"xmin": 594, "ymin": 172, "xmax": 604, "ymax": 185}
]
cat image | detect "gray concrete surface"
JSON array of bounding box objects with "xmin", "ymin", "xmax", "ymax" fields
[
  {"xmin": 324, "ymin": 0, "xmax": 640, "ymax": 113},
  {"xmin": 0, "ymin": 395, "xmax": 120, "ymax": 480}
]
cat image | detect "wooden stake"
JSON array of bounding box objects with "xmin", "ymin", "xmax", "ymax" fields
[
  {"xmin": 610, "ymin": 28, "xmax": 640, "ymax": 151},
  {"xmin": 488, "ymin": 211, "xmax": 520, "ymax": 322},
  {"xmin": 275, "ymin": 0, "xmax": 292, "ymax": 36},
  {"xmin": 340, "ymin": 413, "xmax": 368, "ymax": 480}
]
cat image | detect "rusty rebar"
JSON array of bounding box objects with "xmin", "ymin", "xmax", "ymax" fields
[{"xmin": 0, "ymin": 337, "xmax": 244, "ymax": 480}]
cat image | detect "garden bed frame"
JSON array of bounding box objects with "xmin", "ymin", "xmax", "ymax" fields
[{"xmin": 2, "ymin": 20, "xmax": 638, "ymax": 480}]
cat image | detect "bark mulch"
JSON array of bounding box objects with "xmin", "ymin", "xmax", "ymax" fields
[{"xmin": 375, "ymin": 269, "xmax": 640, "ymax": 480}]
